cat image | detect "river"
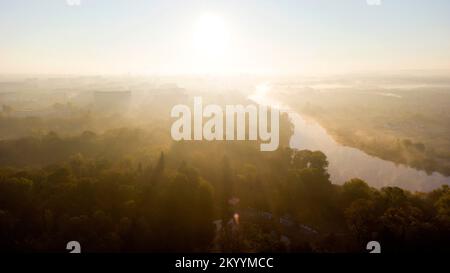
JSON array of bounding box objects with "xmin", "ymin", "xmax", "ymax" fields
[{"xmin": 249, "ymin": 85, "xmax": 450, "ymax": 192}]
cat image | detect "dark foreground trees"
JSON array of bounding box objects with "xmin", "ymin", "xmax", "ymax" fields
[{"xmin": 0, "ymin": 132, "xmax": 449, "ymax": 252}]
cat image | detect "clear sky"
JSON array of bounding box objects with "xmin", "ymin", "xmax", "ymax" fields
[{"xmin": 1, "ymin": 0, "xmax": 450, "ymax": 75}]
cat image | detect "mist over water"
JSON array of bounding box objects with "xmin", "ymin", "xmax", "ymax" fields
[
  {"xmin": 250, "ymin": 87, "xmax": 450, "ymax": 192},
  {"xmin": 289, "ymin": 113, "xmax": 450, "ymax": 192}
]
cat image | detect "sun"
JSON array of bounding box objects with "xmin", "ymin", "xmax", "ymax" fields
[
  {"xmin": 193, "ymin": 13, "xmax": 229, "ymax": 56},
  {"xmin": 192, "ymin": 13, "xmax": 230, "ymax": 61}
]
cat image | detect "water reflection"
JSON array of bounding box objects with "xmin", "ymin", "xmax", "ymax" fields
[
  {"xmin": 250, "ymin": 88, "xmax": 450, "ymax": 192},
  {"xmin": 289, "ymin": 112, "xmax": 450, "ymax": 192}
]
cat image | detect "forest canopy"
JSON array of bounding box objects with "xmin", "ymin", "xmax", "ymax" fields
[{"xmin": 0, "ymin": 127, "xmax": 449, "ymax": 252}]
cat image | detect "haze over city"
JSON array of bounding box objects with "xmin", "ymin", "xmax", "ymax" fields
[{"xmin": 1, "ymin": 0, "xmax": 450, "ymax": 255}]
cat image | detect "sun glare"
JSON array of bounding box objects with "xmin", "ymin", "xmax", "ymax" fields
[
  {"xmin": 190, "ymin": 13, "xmax": 232, "ymax": 73},
  {"xmin": 193, "ymin": 13, "xmax": 229, "ymax": 57}
]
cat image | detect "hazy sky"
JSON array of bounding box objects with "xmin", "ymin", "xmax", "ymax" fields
[{"xmin": 1, "ymin": 0, "xmax": 450, "ymax": 75}]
